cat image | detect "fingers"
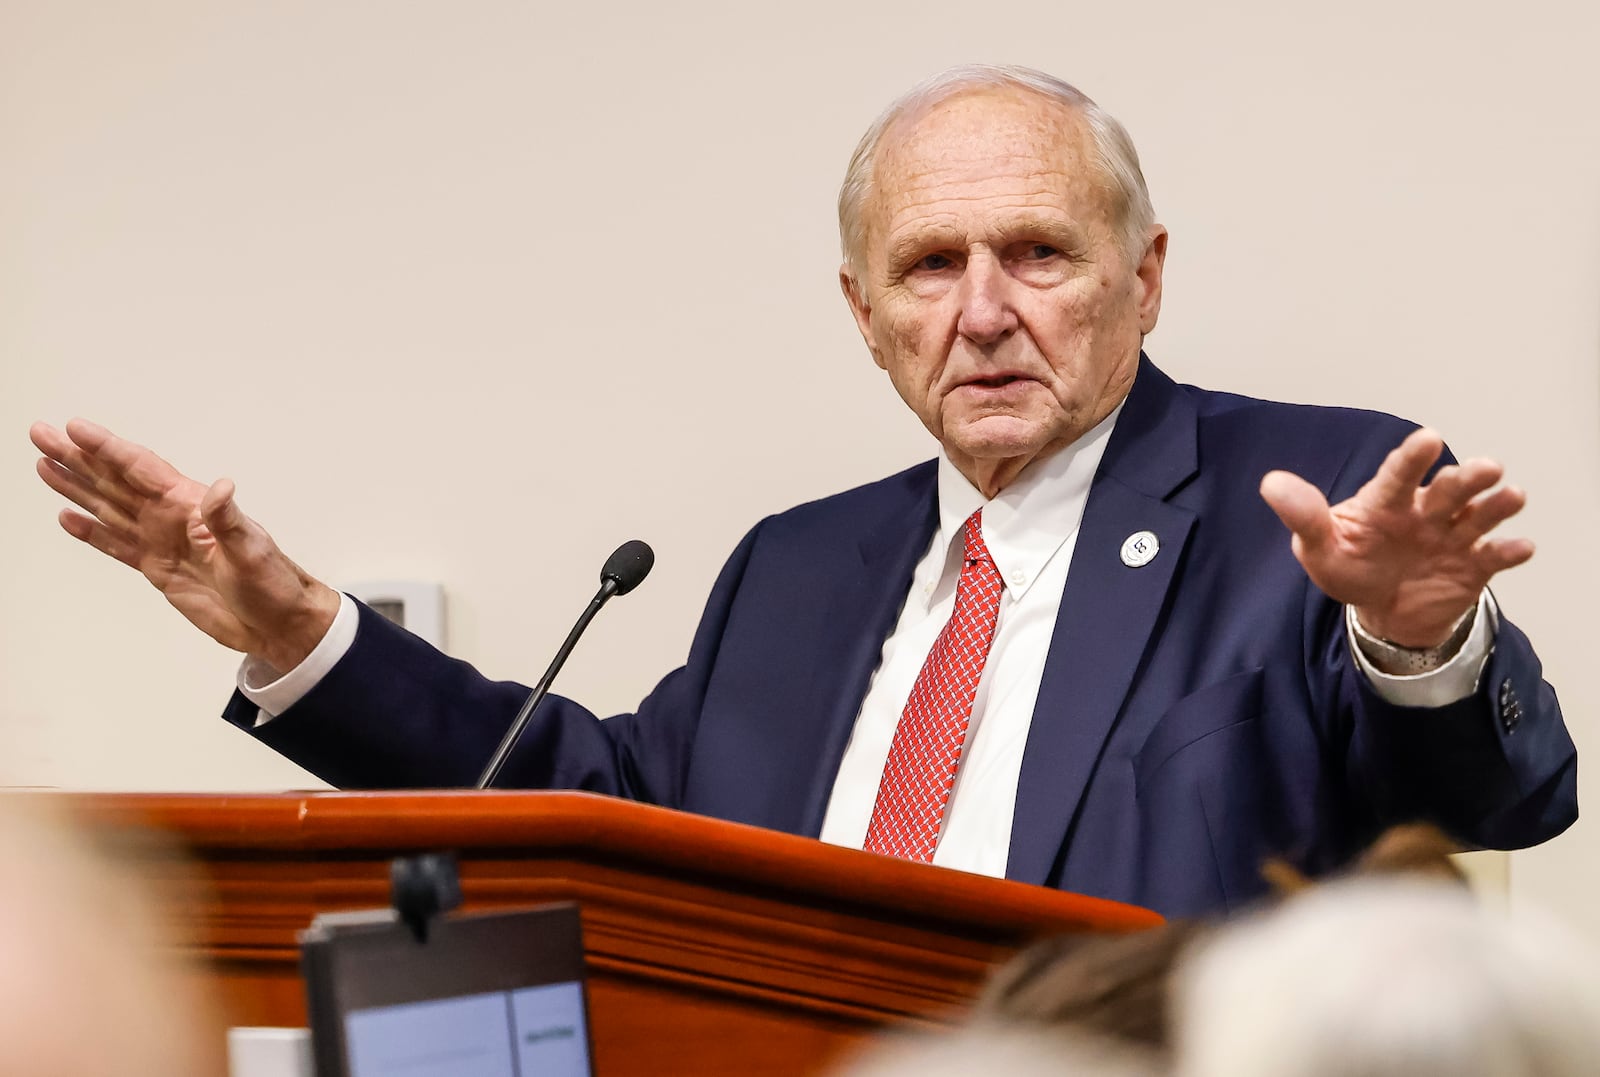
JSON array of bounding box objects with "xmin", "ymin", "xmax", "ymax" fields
[
  {"xmin": 1454, "ymin": 483, "xmax": 1527, "ymax": 541},
  {"xmin": 63, "ymin": 417, "xmax": 186, "ymax": 500},
  {"xmin": 1365, "ymin": 427, "xmax": 1445, "ymax": 509},
  {"xmin": 58, "ymin": 508, "xmax": 141, "ymax": 568},
  {"xmin": 35, "ymin": 457, "xmax": 137, "ymax": 533},
  {"xmin": 29, "ymin": 420, "xmax": 78, "ymax": 458},
  {"xmin": 32, "ymin": 420, "xmax": 111, "ymax": 483},
  {"xmin": 1260, "ymin": 469, "xmax": 1334, "ymax": 551},
  {"xmin": 1371, "ymin": 433, "xmax": 1531, "ymax": 547},
  {"xmin": 1475, "ymin": 535, "xmax": 1535, "ymax": 575},
  {"xmin": 1418, "ymin": 457, "xmax": 1503, "ymax": 521},
  {"xmin": 1419, "ymin": 454, "xmax": 1529, "ymax": 545},
  {"xmin": 32, "ymin": 418, "xmax": 189, "ymax": 514},
  {"xmin": 32, "ymin": 421, "xmax": 145, "ymax": 519}
]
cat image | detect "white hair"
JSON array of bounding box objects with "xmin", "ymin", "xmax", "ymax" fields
[
  {"xmin": 837, "ymin": 64, "xmax": 1157, "ymax": 286},
  {"xmin": 1173, "ymin": 880, "xmax": 1600, "ymax": 1077}
]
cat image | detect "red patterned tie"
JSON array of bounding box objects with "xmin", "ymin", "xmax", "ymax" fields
[{"xmin": 864, "ymin": 508, "xmax": 1004, "ymax": 862}]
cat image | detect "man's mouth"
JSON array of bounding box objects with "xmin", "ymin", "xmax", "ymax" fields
[{"xmin": 957, "ymin": 372, "xmax": 1033, "ymax": 392}]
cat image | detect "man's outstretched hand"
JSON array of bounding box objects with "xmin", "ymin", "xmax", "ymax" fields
[
  {"xmin": 1260, "ymin": 428, "xmax": 1533, "ymax": 649},
  {"xmin": 31, "ymin": 419, "xmax": 340, "ymax": 672}
]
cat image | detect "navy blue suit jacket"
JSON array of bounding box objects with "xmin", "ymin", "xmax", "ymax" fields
[{"xmin": 229, "ymin": 358, "xmax": 1577, "ymax": 917}]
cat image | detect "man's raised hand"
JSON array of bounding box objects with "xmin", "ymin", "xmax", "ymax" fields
[
  {"xmin": 30, "ymin": 419, "xmax": 339, "ymax": 672},
  {"xmin": 1259, "ymin": 427, "xmax": 1533, "ymax": 649}
]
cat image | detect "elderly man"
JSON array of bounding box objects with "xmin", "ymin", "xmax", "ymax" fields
[{"xmin": 31, "ymin": 65, "xmax": 1575, "ymax": 916}]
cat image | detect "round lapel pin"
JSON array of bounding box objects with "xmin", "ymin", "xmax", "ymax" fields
[{"xmin": 1120, "ymin": 530, "xmax": 1159, "ymax": 568}]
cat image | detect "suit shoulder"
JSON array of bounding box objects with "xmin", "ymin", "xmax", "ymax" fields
[
  {"xmin": 754, "ymin": 459, "xmax": 936, "ymax": 540},
  {"xmin": 1178, "ymin": 380, "xmax": 1421, "ymax": 458},
  {"xmin": 706, "ymin": 461, "xmax": 933, "ymax": 603},
  {"xmin": 1162, "ymin": 378, "xmax": 1445, "ymax": 498},
  {"xmin": 732, "ymin": 460, "xmax": 940, "ymax": 560}
]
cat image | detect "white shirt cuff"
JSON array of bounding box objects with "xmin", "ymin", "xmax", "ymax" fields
[
  {"xmin": 236, "ymin": 592, "xmax": 360, "ymax": 726},
  {"xmin": 1347, "ymin": 591, "xmax": 1500, "ymax": 708}
]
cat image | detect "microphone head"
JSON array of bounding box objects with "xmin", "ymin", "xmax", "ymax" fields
[{"xmin": 600, "ymin": 540, "xmax": 654, "ymax": 596}]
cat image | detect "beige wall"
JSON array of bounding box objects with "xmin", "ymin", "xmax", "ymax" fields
[{"xmin": 3, "ymin": 2, "xmax": 1595, "ymax": 926}]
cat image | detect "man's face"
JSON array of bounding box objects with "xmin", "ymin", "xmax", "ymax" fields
[{"xmin": 843, "ymin": 87, "xmax": 1166, "ymax": 494}]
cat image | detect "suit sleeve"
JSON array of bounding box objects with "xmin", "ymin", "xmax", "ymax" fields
[
  {"xmin": 221, "ymin": 520, "xmax": 766, "ymax": 804},
  {"xmin": 1342, "ymin": 615, "xmax": 1577, "ymax": 847}
]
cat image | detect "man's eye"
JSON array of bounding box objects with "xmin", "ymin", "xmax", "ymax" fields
[
  {"xmin": 916, "ymin": 253, "xmax": 954, "ymax": 272},
  {"xmin": 1025, "ymin": 244, "xmax": 1060, "ymax": 260}
]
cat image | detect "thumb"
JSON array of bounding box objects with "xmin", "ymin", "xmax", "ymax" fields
[
  {"xmin": 200, "ymin": 478, "xmax": 251, "ymax": 545},
  {"xmin": 1260, "ymin": 469, "xmax": 1334, "ymax": 554}
]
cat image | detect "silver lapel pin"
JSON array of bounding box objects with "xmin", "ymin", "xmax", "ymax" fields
[{"xmin": 1120, "ymin": 530, "xmax": 1159, "ymax": 568}]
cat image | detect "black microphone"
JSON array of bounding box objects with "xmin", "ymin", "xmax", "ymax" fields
[
  {"xmin": 600, "ymin": 539, "xmax": 654, "ymax": 596},
  {"xmin": 476, "ymin": 540, "xmax": 655, "ymax": 789}
]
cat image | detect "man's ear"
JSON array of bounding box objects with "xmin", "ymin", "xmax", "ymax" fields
[
  {"xmin": 839, "ymin": 265, "xmax": 887, "ymax": 370},
  {"xmin": 1135, "ymin": 227, "xmax": 1168, "ymax": 336}
]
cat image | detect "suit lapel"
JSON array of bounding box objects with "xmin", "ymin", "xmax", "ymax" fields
[
  {"xmin": 793, "ymin": 466, "xmax": 939, "ymax": 837},
  {"xmin": 1006, "ymin": 358, "xmax": 1200, "ymax": 886}
]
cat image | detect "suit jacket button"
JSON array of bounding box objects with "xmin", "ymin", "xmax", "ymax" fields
[{"xmin": 1499, "ymin": 678, "xmax": 1522, "ymax": 733}]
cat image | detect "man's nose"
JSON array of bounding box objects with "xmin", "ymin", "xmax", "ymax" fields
[{"xmin": 954, "ymin": 253, "xmax": 1018, "ymax": 345}]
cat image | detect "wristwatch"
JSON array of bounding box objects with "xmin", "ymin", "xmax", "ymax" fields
[{"xmin": 1349, "ymin": 604, "xmax": 1478, "ymax": 676}]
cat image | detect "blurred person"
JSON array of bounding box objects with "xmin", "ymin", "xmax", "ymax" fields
[
  {"xmin": 1173, "ymin": 879, "xmax": 1600, "ymax": 1077},
  {"xmin": 0, "ymin": 800, "xmax": 214, "ymax": 1076},
  {"xmin": 31, "ymin": 64, "xmax": 1575, "ymax": 917},
  {"xmin": 975, "ymin": 823, "xmax": 1467, "ymax": 1061},
  {"xmin": 829, "ymin": 1023, "xmax": 1161, "ymax": 1077},
  {"xmin": 977, "ymin": 919, "xmax": 1205, "ymax": 1055}
]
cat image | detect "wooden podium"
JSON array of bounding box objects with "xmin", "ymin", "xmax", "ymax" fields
[{"xmin": 73, "ymin": 791, "xmax": 1159, "ymax": 1076}]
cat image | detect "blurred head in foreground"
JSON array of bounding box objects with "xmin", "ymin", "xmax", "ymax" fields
[
  {"xmin": 0, "ymin": 801, "xmax": 212, "ymax": 1076},
  {"xmin": 829, "ymin": 1024, "xmax": 1160, "ymax": 1077},
  {"xmin": 977, "ymin": 918, "xmax": 1205, "ymax": 1056},
  {"xmin": 975, "ymin": 822, "xmax": 1470, "ymax": 1063},
  {"xmin": 1174, "ymin": 879, "xmax": 1600, "ymax": 1077}
]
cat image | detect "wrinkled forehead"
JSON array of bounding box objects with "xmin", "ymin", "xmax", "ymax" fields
[{"xmin": 866, "ymin": 88, "xmax": 1111, "ymax": 251}]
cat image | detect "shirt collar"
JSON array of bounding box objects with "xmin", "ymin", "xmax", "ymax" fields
[{"xmin": 933, "ymin": 402, "xmax": 1123, "ymax": 600}]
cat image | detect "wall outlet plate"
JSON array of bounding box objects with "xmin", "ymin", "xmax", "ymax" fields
[{"xmin": 344, "ymin": 580, "xmax": 446, "ymax": 650}]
